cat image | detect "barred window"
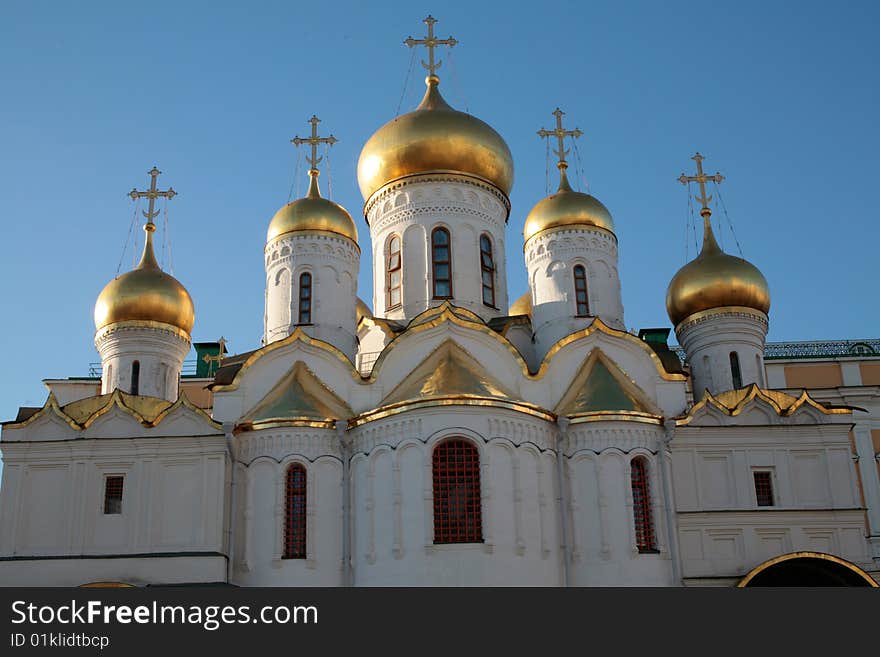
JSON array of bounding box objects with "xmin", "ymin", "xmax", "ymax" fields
[
  {"xmin": 283, "ymin": 464, "xmax": 307, "ymax": 559},
  {"xmin": 130, "ymin": 360, "xmax": 140, "ymax": 396},
  {"xmin": 433, "ymin": 439, "xmax": 482, "ymax": 543},
  {"xmin": 298, "ymin": 272, "xmax": 312, "ymax": 324},
  {"xmin": 480, "ymin": 234, "xmax": 496, "ymax": 307},
  {"xmin": 754, "ymin": 470, "xmax": 775, "ymax": 507},
  {"xmin": 730, "ymin": 351, "xmax": 742, "ymax": 389},
  {"xmin": 103, "ymin": 476, "xmax": 124, "ymax": 515},
  {"xmin": 431, "ymin": 227, "xmax": 452, "ymax": 299},
  {"xmin": 387, "ymin": 235, "xmax": 402, "ymax": 309},
  {"xmin": 631, "ymin": 457, "xmax": 657, "ymax": 553},
  {"xmin": 573, "ymin": 265, "xmax": 589, "ymax": 317}
]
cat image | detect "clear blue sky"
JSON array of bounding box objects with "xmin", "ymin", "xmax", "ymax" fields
[{"xmin": 1, "ymin": 0, "xmax": 878, "ymax": 422}]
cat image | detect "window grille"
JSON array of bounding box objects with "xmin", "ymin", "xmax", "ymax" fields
[
  {"xmin": 573, "ymin": 265, "xmax": 589, "ymax": 316},
  {"xmin": 431, "ymin": 228, "xmax": 453, "ymax": 299},
  {"xmin": 754, "ymin": 471, "xmax": 774, "ymax": 507},
  {"xmin": 298, "ymin": 272, "xmax": 312, "ymax": 324},
  {"xmin": 480, "ymin": 234, "xmax": 496, "ymax": 307},
  {"xmin": 284, "ymin": 464, "xmax": 307, "ymax": 559},
  {"xmin": 432, "ymin": 440, "xmax": 482, "ymax": 543},
  {"xmin": 104, "ymin": 476, "xmax": 124, "ymax": 515},
  {"xmin": 631, "ymin": 458, "xmax": 656, "ymax": 552},
  {"xmin": 387, "ymin": 235, "xmax": 402, "ymax": 309}
]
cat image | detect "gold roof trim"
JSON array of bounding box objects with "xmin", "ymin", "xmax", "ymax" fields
[
  {"xmin": 568, "ymin": 411, "xmax": 663, "ymax": 426},
  {"xmin": 675, "ymin": 383, "xmax": 851, "ymax": 426},
  {"xmin": 211, "ymin": 327, "xmax": 363, "ymax": 392},
  {"xmin": 674, "ymin": 305, "xmax": 768, "ymax": 327},
  {"xmin": 349, "ymin": 397, "xmax": 554, "ymax": 429},
  {"xmin": 235, "ymin": 361, "xmax": 352, "ymax": 434},
  {"xmin": 95, "ymin": 319, "xmax": 193, "ymax": 342},
  {"xmin": 554, "ymin": 349, "xmax": 660, "ymax": 416},
  {"xmin": 7, "ymin": 390, "xmax": 219, "ymax": 431}
]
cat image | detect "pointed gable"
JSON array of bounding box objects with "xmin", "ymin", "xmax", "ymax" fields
[
  {"xmin": 381, "ymin": 340, "xmax": 515, "ymax": 406},
  {"xmin": 239, "ymin": 361, "xmax": 352, "ymax": 429},
  {"xmin": 555, "ymin": 349, "xmax": 656, "ymax": 416}
]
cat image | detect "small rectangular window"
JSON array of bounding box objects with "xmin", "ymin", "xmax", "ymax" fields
[
  {"xmin": 104, "ymin": 476, "xmax": 124, "ymax": 515},
  {"xmin": 753, "ymin": 470, "xmax": 774, "ymax": 507}
]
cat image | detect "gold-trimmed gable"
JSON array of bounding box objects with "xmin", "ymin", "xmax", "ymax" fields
[
  {"xmin": 676, "ymin": 383, "xmax": 852, "ymax": 426},
  {"xmin": 4, "ymin": 392, "xmax": 80, "ymax": 431},
  {"xmin": 236, "ymin": 361, "xmax": 352, "ymax": 432},
  {"xmin": 555, "ymin": 349, "xmax": 658, "ymax": 417}
]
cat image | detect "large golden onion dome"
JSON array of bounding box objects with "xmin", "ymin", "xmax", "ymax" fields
[
  {"xmin": 666, "ymin": 216, "xmax": 770, "ymax": 326},
  {"xmin": 94, "ymin": 224, "xmax": 195, "ymax": 334},
  {"xmin": 523, "ymin": 168, "xmax": 614, "ymax": 243},
  {"xmin": 509, "ymin": 291, "xmax": 532, "ymax": 317},
  {"xmin": 267, "ymin": 173, "xmax": 358, "ymax": 244},
  {"xmin": 357, "ymin": 75, "xmax": 514, "ymax": 203}
]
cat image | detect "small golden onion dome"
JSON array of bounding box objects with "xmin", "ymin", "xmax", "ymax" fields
[
  {"xmin": 356, "ymin": 297, "xmax": 372, "ymax": 324},
  {"xmin": 267, "ymin": 173, "xmax": 358, "ymax": 244},
  {"xmin": 357, "ymin": 75, "xmax": 514, "ymax": 203},
  {"xmin": 523, "ymin": 168, "xmax": 614, "ymax": 243},
  {"xmin": 509, "ymin": 291, "xmax": 532, "ymax": 317},
  {"xmin": 666, "ymin": 217, "xmax": 771, "ymax": 326},
  {"xmin": 94, "ymin": 225, "xmax": 195, "ymax": 334}
]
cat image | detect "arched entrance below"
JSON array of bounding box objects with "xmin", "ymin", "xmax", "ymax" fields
[{"xmin": 738, "ymin": 552, "xmax": 878, "ymax": 587}]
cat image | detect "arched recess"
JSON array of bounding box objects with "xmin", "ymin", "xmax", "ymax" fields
[{"xmin": 737, "ymin": 552, "xmax": 878, "ymax": 587}]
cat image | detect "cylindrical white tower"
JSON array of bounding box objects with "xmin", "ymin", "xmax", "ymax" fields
[
  {"xmin": 522, "ymin": 112, "xmax": 624, "ymax": 359},
  {"xmin": 357, "ymin": 74, "xmax": 514, "ymax": 323},
  {"xmin": 94, "ymin": 178, "xmax": 195, "ymax": 403},
  {"xmin": 264, "ymin": 122, "xmax": 360, "ymax": 360},
  {"xmin": 666, "ymin": 167, "xmax": 771, "ymax": 399}
]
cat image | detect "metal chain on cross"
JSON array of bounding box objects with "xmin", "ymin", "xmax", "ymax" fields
[
  {"xmin": 395, "ymin": 46, "xmax": 418, "ymax": 116},
  {"xmin": 128, "ymin": 166, "xmax": 177, "ymax": 269},
  {"xmin": 713, "ymin": 183, "xmax": 745, "ymax": 257},
  {"xmin": 405, "ymin": 15, "xmax": 457, "ymax": 81},
  {"xmin": 537, "ymin": 108, "xmax": 583, "ymax": 190},
  {"xmin": 291, "ymin": 115, "xmax": 337, "ymax": 197},
  {"xmin": 117, "ymin": 197, "xmax": 141, "ymax": 276},
  {"xmin": 678, "ymin": 152, "xmax": 723, "ymax": 254}
]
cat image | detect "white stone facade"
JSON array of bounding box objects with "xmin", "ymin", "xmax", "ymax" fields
[
  {"xmin": 95, "ymin": 323, "xmax": 191, "ymax": 402},
  {"xmin": 365, "ymin": 174, "xmax": 510, "ymax": 323},
  {"xmin": 675, "ymin": 307, "xmax": 768, "ymax": 398},
  {"xmin": 525, "ymin": 225, "xmax": 625, "ymax": 361},
  {"xmin": 264, "ymin": 231, "xmax": 360, "ymax": 360}
]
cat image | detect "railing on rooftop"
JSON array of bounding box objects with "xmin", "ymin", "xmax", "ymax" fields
[
  {"xmin": 672, "ymin": 339, "xmax": 880, "ymax": 365},
  {"xmin": 88, "ymin": 359, "xmax": 200, "ymax": 379}
]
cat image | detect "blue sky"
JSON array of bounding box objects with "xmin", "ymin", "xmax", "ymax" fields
[{"xmin": 1, "ymin": 0, "xmax": 878, "ymax": 422}]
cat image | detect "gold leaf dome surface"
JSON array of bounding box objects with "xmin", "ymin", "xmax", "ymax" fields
[
  {"xmin": 666, "ymin": 219, "xmax": 770, "ymax": 326},
  {"xmin": 523, "ymin": 171, "xmax": 614, "ymax": 243},
  {"xmin": 94, "ymin": 227, "xmax": 195, "ymax": 334},
  {"xmin": 267, "ymin": 175, "xmax": 358, "ymax": 244},
  {"xmin": 357, "ymin": 76, "xmax": 514, "ymax": 203},
  {"xmin": 356, "ymin": 297, "xmax": 372, "ymax": 324},
  {"xmin": 509, "ymin": 291, "xmax": 532, "ymax": 317}
]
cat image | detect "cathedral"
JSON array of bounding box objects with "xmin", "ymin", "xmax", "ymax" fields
[{"xmin": 1, "ymin": 17, "xmax": 878, "ymax": 587}]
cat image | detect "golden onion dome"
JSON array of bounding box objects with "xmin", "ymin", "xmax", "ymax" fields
[
  {"xmin": 523, "ymin": 168, "xmax": 614, "ymax": 243},
  {"xmin": 357, "ymin": 75, "xmax": 514, "ymax": 203},
  {"xmin": 356, "ymin": 297, "xmax": 372, "ymax": 324},
  {"xmin": 666, "ymin": 217, "xmax": 770, "ymax": 326},
  {"xmin": 509, "ymin": 291, "xmax": 532, "ymax": 317},
  {"xmin": 94, "ymin": 225, "xmax": 195, "ymax": 334},
  {"xmin": 267, "ymin": 173, "xmax": 358, "ymax": 244}
]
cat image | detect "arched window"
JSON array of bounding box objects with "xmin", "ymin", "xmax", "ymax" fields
[
  {"xmin": 130, "ymin": 361, "xmax": 140, "ymax": 396},
  {"xmin": 480, "ymin": 234, "xmax": 496, "ymax": 307},
  {"xmin": 631, "ymin": 457, "xmax": 657, "ymax": 553},
  {"xmin": 432, "ymin": 439, "xmax": 482, "ymax": 543},
  {"xmin": 573, "ymin": 265, "xmax": 589, "ymax": 316},
  {"xmin": 431, "ymin": 227, "xmax": 452, "ymax": 299},
  {"xmin": 298, "ymin": 272, "xmax": 312, "ymax": 324},
  {"xmin": 283, "ymin": 463, "xmax": 307, "ymax": 559},
  {"xmin": 730, "ymin": 351, "xmax": 742, "ymax": 389},
  {"xmin": 386, "ymin": 235, "xmax": 402, "ymax": 309}
]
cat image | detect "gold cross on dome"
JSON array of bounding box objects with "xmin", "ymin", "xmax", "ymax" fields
[
  {"xmin": 129, "ymin": 167, "xmax": 176, "ymax": 226},
  {"xmin": 404, "ymin": 15, "xmax": 457, "ymax": 78},
  {"xmin": 679, "ymin": 152, "xmax": 724, "ymax": 216},
  {"xmin": 537, "ymin": 108, "xmax": 583, "ymax": 169},
  {"xmin": 291, "ymin": 115, "xmax": 338, "ymax": 173}
]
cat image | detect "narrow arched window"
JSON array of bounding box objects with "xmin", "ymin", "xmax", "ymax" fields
[
  {"xmin": 433, "ymin": 439, "xmax": 482, "ymax": 543},
  {"xmin": 283, "ymin": 463, "xmax": 307, "ymax": 559},
  {"xmin": 386, "ymin": 235, "xmax": 402, "ymax": 309},
  {"xmin": 298, "ymin": 272, "xmax": 312, "ymax": 324},
  {"xmin": 431, "ymin": 227, "xmax": 452, "ymax": 299},
  {"xmin": 573, "ymin": 265, "xmax": 589, "ymax": 316},
  {"xmin": 631, "ymin": 457, "xmax": 657, "ymax": 553},
  {"xmin": 480, "ymin": 234, "xmax": 496, "ymax": 307},
  {"xmin": 730, "ymin": 351, "xmax": 742, "ymax": 389},
  {"xmin": 130, "ymin": 361, "xmax": 140, "ymax": 396}
]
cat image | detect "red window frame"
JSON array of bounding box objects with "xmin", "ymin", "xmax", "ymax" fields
[
  {"xmin": 631, "ymin": 458, "xmax": 657, "ymax": 553},
  {"xmin": 432, "ymin": 439, "xmax": 482, "ymax": 544},
  {"xmin": 283, "ymin": 464, "xmax": 307, "ymax": 559},
  {"xmin": 298, "ymin": 272, "xmax": 312, "ymax": 324},
  {"xmin": 480, "ymin": 234, "xmax": 496, "ymax": 308},
  {"xmin": 573, "ymin": 265, "xmax": 589, "ymax": 317},
  {"xmin": 754, "ymin": 470, "xmax": 774, "ymax": 507},
  {"xmin": 431, "ymin": 227, "xmax": 453, "ymax": 299},
  {"xmin": 387, "ymin": 235, "xmax": 402, "ymax": 309},
  {"xmin": 103, "ymin": 475, "xmax": 124, "ymax": 515}
]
